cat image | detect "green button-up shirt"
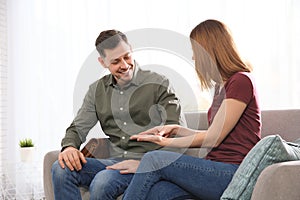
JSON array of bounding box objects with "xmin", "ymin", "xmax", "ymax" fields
[{"xmin": 61, "ymin": 63, "xmax": 185, "ymax": 159}]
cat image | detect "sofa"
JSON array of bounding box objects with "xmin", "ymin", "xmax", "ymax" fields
[{"xmin": 43, "ymin": 109, "xmax": 300, "ymax": 200}]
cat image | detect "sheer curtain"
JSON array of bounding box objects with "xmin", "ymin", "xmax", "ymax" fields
[
  {"xmin": 0, "ymin": 0, "xmax": 8, "ymax": 176},
  {"xmin": 3, "ymin": 0, "xmax": 300, "ymax": 194}
]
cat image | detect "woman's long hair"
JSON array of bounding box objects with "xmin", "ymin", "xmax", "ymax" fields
[{"xmin": 190, "ymin": 19, "xmax": 252, "ymax": 89}]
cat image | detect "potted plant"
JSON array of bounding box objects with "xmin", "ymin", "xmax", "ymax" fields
[{"xmin": 19, "ymin": 138, "xmax": 35, "ymax": 162}]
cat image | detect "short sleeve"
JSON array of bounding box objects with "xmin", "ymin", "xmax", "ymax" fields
[{"xmin": 225, "ymin": 72, "xmax": 254, "ymax": 105}]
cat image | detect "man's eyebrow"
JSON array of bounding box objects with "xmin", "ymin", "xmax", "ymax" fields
[
  {"xmin": 109, "ymin": 52, "xmax": 131, "ymax": 63},
  {"xmin": 110, "ymin": 58, "xmax": 119, "ymax": 62}
]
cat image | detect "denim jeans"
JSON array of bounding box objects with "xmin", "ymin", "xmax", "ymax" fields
[
  {"xmin": 123, "ymin": 150, "xmax": 239, "ymax": 200},
  {"xmin": 51, "ymin": 158, "xmax": 133, "ymax": 200}
]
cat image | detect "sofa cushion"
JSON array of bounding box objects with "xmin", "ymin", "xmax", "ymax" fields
[{"xmin": 221, "ymin": 135, "xmax": 300, "ymax": 200}]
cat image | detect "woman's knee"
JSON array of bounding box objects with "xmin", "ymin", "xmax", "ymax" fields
[
  {"xmin": 137, "ymin": 151, "xmax": 161, "ymax": 172},
  {"xmin": 139, "ymin": 150, "xmax": 180, "ymax": 172},
  {"xmin": 142, "ymin": 150, "xmax": 170, "ymax": 163}
]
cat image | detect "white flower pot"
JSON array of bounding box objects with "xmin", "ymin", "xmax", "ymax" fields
[{"xmin": 20, "ymin": 147, "xmax": 35, "ymax": 162}]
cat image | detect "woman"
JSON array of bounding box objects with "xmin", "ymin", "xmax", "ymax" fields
[{"xmin": 122, "ymin": 19, "xmax": 261, "ymax": 200}]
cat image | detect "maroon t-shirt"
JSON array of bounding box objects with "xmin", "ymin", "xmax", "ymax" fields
[{"xmin": 206, "ymin": 72, "xmax": 261, "ymax": 164}]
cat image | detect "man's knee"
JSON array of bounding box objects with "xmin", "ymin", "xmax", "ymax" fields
[
  {"xmin": 90, "ymin": 170, "xmax": 119, "ymax": 191},
  {"xmin": 51, "ymin": 160, "xmax": 65, "ymax": 179},
  {"xmin": 89, "ymin": 170, "xmax": 131, "ymax": 199},
  {"xmin": 51, "ymin": 160, "xmax": 75, "ymax": 183}
]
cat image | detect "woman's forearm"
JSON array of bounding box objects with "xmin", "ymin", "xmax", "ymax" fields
[
  {"xmin": 163, "ymin": 132, "xmax": 206, "ymax": 148},
  {"xmin": 173, "ymin": 127, "xmax": 200, "ymax": 137}
]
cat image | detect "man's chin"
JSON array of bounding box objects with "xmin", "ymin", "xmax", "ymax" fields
[
  {"xmin": 119, "ymin": 77, "xmax": 131, "ymax": 84},
  {"xmin": 117, "ymin": 75, "xmax": 132, "ymax": 85},
  {"xmin": 122, "ymin": 71, "xmax": 133, "ymax": 80}
]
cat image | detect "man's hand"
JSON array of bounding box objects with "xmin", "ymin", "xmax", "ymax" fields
[
  {"xmin": 106, "ymin": 160, "xmax": 140, "ymax": 174},
  {"xmin": 58, "ymin": 146, "xmax": 87, "ymax": 171}
]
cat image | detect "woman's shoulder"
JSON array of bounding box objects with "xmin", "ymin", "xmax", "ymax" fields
[
  {"xmin": 225, "ymin": 72, "xmax": 256, "ymax": 95},
  {"xmin": 227, "ymin": 71, "xmax": 252, "ymax": 83},
  {"xmin": 229, "ymin": 71, "xmax": 255, "ymax": 86},
  {"xmin": 231, "ymin": 71, "xmax": 253, "ymax": 80}
]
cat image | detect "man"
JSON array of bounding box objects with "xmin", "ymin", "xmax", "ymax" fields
[{"xmin": 51, "ymin": 29, "xmax": 185, "ymax": 200}]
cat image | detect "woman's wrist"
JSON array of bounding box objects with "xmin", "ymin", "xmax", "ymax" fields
[{"xmin": 167, "ymin": 124, "xmax": 180, "ymax": 136}]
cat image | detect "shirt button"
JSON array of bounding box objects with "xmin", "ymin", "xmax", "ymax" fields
[
  {"xmin": 120, "ymin": 107, "xmax": 123, "ymax": 111},
  {"xmin": 121, "ymin": 136, "xmax": 125, "ymax": 140},
  {"xmin": 120, "ymin": 91, "xmax": 124, "ymax": 95},
  {"xmin": 123, "ymin": 122, "xmax": 127, "ymax": 125},
  {"xmin": 124, "ymin": 151, "xmax": 128, "ymax": 155}
]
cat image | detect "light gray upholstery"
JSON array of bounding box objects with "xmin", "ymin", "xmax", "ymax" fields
[
  {"xmin": 43, "ymin": 110, "xmax": 300, "ymax": 200},
  {"xmin": 251, "ymin": 109, "xmax": 300, "ymax": 200},
  {"xmin": 251, "ymin": 160, "xmax": 300, "ymax": 200},
  {"xmin": 43, "ymin": 150, "xmax": 59, "ymax": 200},
  {"xmin": 260, "ymin": 109, "xmax": 300, "ymax": 141}
]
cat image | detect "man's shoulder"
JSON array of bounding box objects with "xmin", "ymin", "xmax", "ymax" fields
[
  {"xmin": 86, "ymin": 75, "xmax": 111, "ymax": 94},
  {"xmin": 137, "ymin": 68, "xmax": 168, "ymax": 83},
  {"xmin": 91, "ymin": 74, "xmax": 111, "ymax": 86}
]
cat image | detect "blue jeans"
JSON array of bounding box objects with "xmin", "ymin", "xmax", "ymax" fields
[
  {"xmin": 51, "ymin": 158, "xmax": 133, "ymax": 200},
  {"xmin": 122, "ymin": 150, "xmax": 239, "ymax": 200}
]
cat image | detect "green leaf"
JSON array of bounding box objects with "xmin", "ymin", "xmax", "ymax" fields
[{"xmin": 19, "ymin": 138, "xmax": 34, "ymax": 147}]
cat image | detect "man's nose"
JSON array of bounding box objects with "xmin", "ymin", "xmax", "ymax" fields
[{"xmin": 119, "ymin": 58, "xmax": 128, "ymax": 68}]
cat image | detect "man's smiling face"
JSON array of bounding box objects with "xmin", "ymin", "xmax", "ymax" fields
[{"xmin": 99, "ymin": 41, "xmax": 134, "ymax": 86}]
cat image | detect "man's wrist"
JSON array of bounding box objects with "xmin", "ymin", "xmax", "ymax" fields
[{"xmin": 60, "ymin": 145, "xmax": 76, "ymax": 152}]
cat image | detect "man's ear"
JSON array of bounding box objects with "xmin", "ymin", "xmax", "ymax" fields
[{"xmin": 98, "ymin": 57, "xmax": 108, "ymax": 68}]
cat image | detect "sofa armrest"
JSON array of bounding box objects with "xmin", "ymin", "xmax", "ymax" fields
[
  {"xmin": 43, "ymin": 150, "xmax": 60, "ymax": 200},
  {"xmin": 43, "ymin": 139, "xmax": 111, "ymax": 200},
  {"xmin": 251, "ymin": 160, "xmax": 300, "ymax": 200}
]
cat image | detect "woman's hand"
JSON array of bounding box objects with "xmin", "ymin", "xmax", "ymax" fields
[
  {"xmin": 131, "ymin": 133, "xmax": 168, "ymax": 146},
  {"xmin": 132, "ymin": 125, "xmax": 179, "ymax": 138},
  {"xmin": 130, "ymin": 125, "xmax": 180, "ymax": 146}
]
